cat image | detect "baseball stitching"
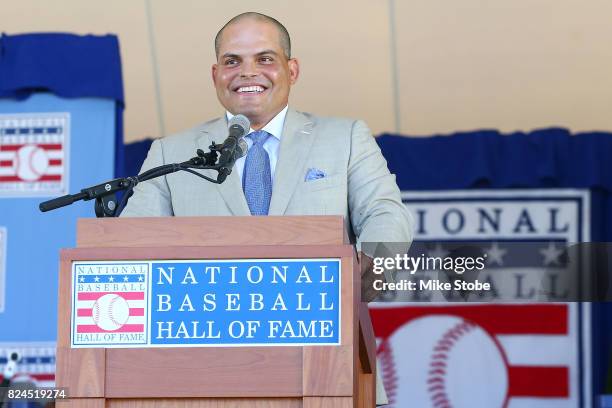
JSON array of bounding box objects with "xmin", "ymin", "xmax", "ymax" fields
[
  {"xmin": 92, "ymin": 295, "xmax": 127, "ymax": 330},
  {"xmin": 14, "ymin": 151, "xmax": 20, "ymax": 176},
  {"xmin": 378, "ymin": 339, "xmax": 399, "ymax": 407},
  {"xmin": 92, "ymin": 301, "xmax": 100, "ymax": 324},
  {"xmin": 109, "ymin": 295, "xmax": 128, "ymax": 329},
  {"xmin": 428, "ymin": 320, "xmax": 476, "ymax": 408},
  {"xmin": 27, "ymin": 146, "xmax": 43, "ymax": 178}
]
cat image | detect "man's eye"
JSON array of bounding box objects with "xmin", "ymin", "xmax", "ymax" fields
[
  {"xmin": 225, "ymin": 59, "xmax": 238, "ymax": 65},
  {"xmin": 259, "ymin": 56, "xmax": 273, "ymax": 63}
]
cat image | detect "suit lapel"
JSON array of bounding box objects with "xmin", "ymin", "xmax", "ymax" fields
[
  {"xmin": 197, "ymin": 117, "xmax": 250, "ymax": 216},
  {"xmin": 268, "ymin": 109, "xmax": 316, "ymax": 215}
]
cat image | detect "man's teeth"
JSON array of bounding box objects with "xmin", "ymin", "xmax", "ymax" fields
[{"xmin": 237, "ymin": 86, "xmax": 265, "ymax": 93}]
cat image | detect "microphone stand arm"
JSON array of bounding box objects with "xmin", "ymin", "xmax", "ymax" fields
[{"xmin": 39, "ymin": 143, "xmax": 230, "ymax": 218}]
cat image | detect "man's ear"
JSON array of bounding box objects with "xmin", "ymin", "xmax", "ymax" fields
[
  {"xmin": 288, "ymin": 58, "xmax": 300, "ymax": 85},
  {"xmin": 211, "ymin": 64, "xmax": 218, "ymax": 85}
]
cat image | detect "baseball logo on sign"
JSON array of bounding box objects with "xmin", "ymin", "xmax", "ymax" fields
[
  {"xmin": 15, "ymin": 145, "xmax": 50, "ymax": 182},
  {"xmin": 373, "ymin": 303, "xmax": 573, "ymax": 408},
  {"xmin": 0, "ymin": 113, "xmax": 69, "ymax": 197},
  {"xmin": 379, "ymin": 315, "xmax": 509, "ymax": 408},
  {"xmin": 92, "ymin": 294, "xmax": 130, "ymax": 331},
  {"xmin": 72, "ymin": 262, "xmax": 148, "ymax": 346}
]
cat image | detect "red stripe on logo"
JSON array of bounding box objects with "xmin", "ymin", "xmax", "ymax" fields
[
  {"xmin": 40, "ymin": 175, "xmax": 62, "ymax": 181},
  {"xmin": 29, "ymin": 374, "xmax": 55, "ymax": 382},
  {"xmin": 1, "ymin": 373, "xmax": 55, "ymax": 383},
  {"xmin": 0, "ymin": 160, "xmax": 12, "ymax": 166},
  {"xmin": 0, "ymin": 143, "xmax": 62, "ymax": 151},
  {"xmin": 0, "ymin": 175, "xmax": 62, "ymax": 182},
  {"xmin": 508, "ymin": 366, "xmax": 569, "ymax": 397},
  {"xmin": 0, "ymin": 145, "xmax": 22, "ymax": 151},
  {"xmin": 130, "ymin": 308, "xmax": 145, "ymax": 316},
  {"xmin": 38, "ymin": 143, "xmax": 63, "ymax": 150},
  {"xmin": 77, "ymin": 307, "xmax": 144, "ymax": 317},
  {"xmin": 370, "ymin": 304, "xmax": 568, "ymax": 338},
  {"xmin": 77, "ymin": 292, "xmax": 145, "ymax": 301},
  {"xmin": 48, "ymin": 159, "xmax": 62, "ymax": 166},
  {"xmin": 77, "ymin": 324, "xmax": 145, "ymax": 333}
]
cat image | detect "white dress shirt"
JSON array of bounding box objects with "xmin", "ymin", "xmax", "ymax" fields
[{"xmin": 226, "ymin": 106, "xmax": 288, "ymax": 185}]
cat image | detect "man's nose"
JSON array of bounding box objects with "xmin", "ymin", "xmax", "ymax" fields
[{"xmin": 240, "ymin": 59, "xmax": 258, "ymax": 78}]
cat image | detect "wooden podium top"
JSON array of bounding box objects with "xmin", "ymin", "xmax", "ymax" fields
[{"xmin": 77, "ymin": 215, "xmax": 349, "ymax": 248}]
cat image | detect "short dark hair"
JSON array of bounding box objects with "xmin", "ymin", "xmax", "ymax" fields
[{"xmin": 214, "ymin": 12, "xmax": 291, "ymax": 59}]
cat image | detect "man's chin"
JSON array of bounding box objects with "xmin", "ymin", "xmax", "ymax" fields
[{"xmin": 231, "ymin": 106, "xmax": 264, "ymax": 123}]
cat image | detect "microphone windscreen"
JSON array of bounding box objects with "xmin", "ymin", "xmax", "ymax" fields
[
  {"xmin": 229, "ymin": 114, "xmax": 250, "ymax": 136},
  {"xmin": 235, "ymin": 137, "xmax": 249, "ymax": 159}
]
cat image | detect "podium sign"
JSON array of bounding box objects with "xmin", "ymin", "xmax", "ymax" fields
[
  {"xmin": 71, "ymin": 259, "xmax": 341, "ymax": 348},
  {"xmin": 56, "ymin": 217, "xmax": 376, "ymax": 407}
]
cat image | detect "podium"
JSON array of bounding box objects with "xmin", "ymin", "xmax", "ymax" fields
[{"xmin": 56, "ymin": 216, "xmax": 377, "ymax": 408}]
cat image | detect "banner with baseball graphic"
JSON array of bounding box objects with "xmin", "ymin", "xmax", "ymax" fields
[
  {"xmin": 0, "ymin": 93, "xmax": 117, "ymax": 378},
  {"xmin": 0, "ymin": 33, "xmax": 124, "ymax": 388},
  {"xmin": 370, "ymin": 189, "xmax": 591, "ymax": 408}
]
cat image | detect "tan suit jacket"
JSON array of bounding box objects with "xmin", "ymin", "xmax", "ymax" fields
[{"xmin": 122, "ymin": 109, "xmax": 412, "ymax": 252}]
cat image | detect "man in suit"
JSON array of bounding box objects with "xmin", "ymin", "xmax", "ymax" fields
[
  {"xmin": 122, "ymin": 12, "xmax": 412, "ymax": 405},
  {"xmin": 122, "ymin": 11, "xmax": 412, "ymax": 248}
]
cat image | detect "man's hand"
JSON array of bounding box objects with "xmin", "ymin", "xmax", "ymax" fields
[{"xmin": 359, "ymin": 251, "xmax": 379, "ymax": 302}]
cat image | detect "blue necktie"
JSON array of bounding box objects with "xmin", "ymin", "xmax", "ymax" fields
[{"xmin": 243, "ymin": 130, "xmax": 272, "ymax": 215}]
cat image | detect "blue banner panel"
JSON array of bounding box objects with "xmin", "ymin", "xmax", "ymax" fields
[
  {"xmin": 0, "ymin": 93, "xmax": 115, "ymax": 342},
  {"xmin": 372, "ymin": 190, "xmax": 591, "ymax": 407},
  {"xmin": 70, "ymin": 259, "xmax": 341, "ymax": 348}
]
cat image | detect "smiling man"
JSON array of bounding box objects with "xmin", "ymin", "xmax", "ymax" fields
[
  {"xmin": 122, "ymin": 11, "xmax": 411, "ymax": 246},
  {"xmin": 121, "ymin": 11, "xmax": 411, "ymax": 405},
  {"xmin": 122, "ymin": 9, "xmax": 411, "ymax": 234}
]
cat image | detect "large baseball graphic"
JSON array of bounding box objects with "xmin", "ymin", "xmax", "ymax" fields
[
  {"xmin": 92, "ymin": 294, "xmax": 130, "ymax": 331},
  {"xmin": 15, "ymin": 145, "xmax": 49, "ymax": 181},
  {"xmin": 379, "ymin": 315, "xmax": 509, "ymax": 408}
]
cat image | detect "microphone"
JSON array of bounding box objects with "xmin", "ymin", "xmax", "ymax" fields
[
  {"xmin": 219, "ymin": 114, "xmax": 250, "ymax": 163},
  {"xmin": 235, "ymin": 137, "xmax": 248, "ymax": 159},
  {"xmin": 217, "ymin": 115, "xmax": 250, "ymax": 183}
]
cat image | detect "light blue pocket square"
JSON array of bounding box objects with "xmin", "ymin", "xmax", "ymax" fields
[{"xmin": 305, "ymin": 168, "xmax": 326, "ymax": 181}]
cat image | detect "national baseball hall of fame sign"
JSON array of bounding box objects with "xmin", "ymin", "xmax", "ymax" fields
[
  {"xmin": 71, "ymin": 259, "xmax": 341, "ymax": 348},
  {"xmin": 0, "ymin": 113, "xmax": 69, "ymax": 197},
  {"xmin": 370, "ymin": 189, "xmax": 591, "ymax": 408}
]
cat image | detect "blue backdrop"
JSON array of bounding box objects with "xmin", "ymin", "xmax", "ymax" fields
[
  {"xmin": 0, "ymin": 33, "xmax": 123, "ymax": 342},
  {"xmin": 0, "ymin": 32, "xmax": 125, "ymax": 176},
  {"xmin": 124, "ymin": 127, "xmax": 612, "ymax": 399}
]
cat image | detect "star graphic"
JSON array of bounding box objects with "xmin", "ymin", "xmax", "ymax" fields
[
  {"xmin": 79, "ymin": 276, "xmax": 85, "ymax": 282},
  {"xmin": 94, "ymin": 276, "xmax": 100, "ymax": 282},
  {"xmin": 138, "ymin": 275, "xmax": 144, "ymax": 282},
  {"xmin": 486, "ymin": 242, "xmax": 507, "ymax": 266},
  {"xmin": 108, "ymin": 276, "xmax": 115, "ymax": 282},
  {"xmin": 540, "ymin": 242, "xmax": 564, "ymax": 266},
  {"xmin": 123, "ymin": 276, "xmax": 129, "ymax": 282}
]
